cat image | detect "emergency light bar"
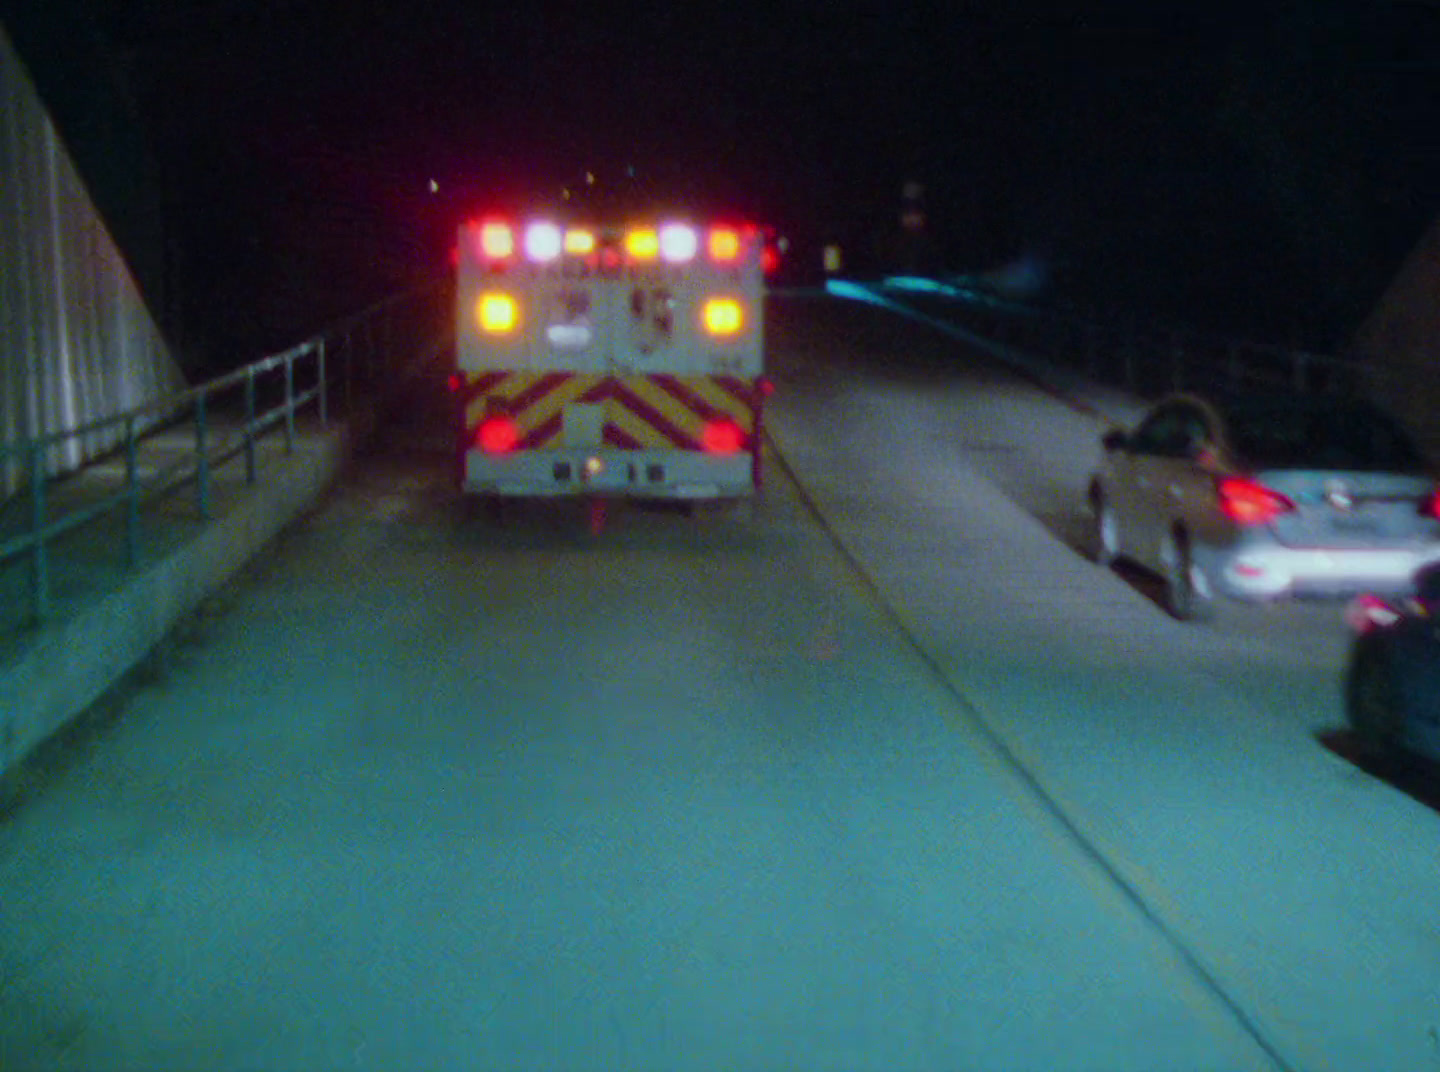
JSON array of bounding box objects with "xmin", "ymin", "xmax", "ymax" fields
[
  {"xmin": 564, "ymin": 228, "xmax": 596, "ymax": 255},
  {"xmin": 467, "ymin": 217, "xmax": 755, "ymax": 268},
  {"xmin": 626, "ymin": 228, "xmax": 659, "ymax": 260},
  {"xmin": 480, "ymin": 220, "xmax": 514, "ymax": 259},
  {"xmin": 709, "ymin": 228, "xmax": 741, "ymax": 262},
  {"xmin": 659, "ymin": 224, "xmax": 699, "ymax": 263},
  {"xmin": 524, "ymin": 222, "xmax": 563, "ymax": 262}
]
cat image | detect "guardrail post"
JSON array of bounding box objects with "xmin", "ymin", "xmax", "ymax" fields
[
  {"xmin": 195, "ymin": 392, "xmax": 211, "ymax": 520},
  {"xmin": 125, "ymin": 415, "xmax": 139, "ymax": 565},
  {"xmin": 344, "ymin": 328, "xmax": 354, "ymax": 416},
  {"xmin": 284, "ymin": 351, "xmax": 296, "ymax": 453},
  {"xmin": 28, "ymin": 442, "xmax": 49, "ymax": 624},
  {"xmin": 317, "ymin": 339, "xmax": 329, "ymax": 426},
  {"xmin": 366, "ymin": 319, "xmax": 376, "ymax": 383},
  {"xmin": 244, "ymin": 367, "xmax": 257, "ymax": 484}
]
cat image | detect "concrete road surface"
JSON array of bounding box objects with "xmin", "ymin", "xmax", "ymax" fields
[{"xmin": 2, "ymin": 295, "xmax": 1435, "ymax": 1070}]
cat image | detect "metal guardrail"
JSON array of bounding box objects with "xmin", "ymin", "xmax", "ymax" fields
[
  {"xmin": 874, "ymin": 276, "xmax": 1379, "ymax": 401},
  {"xmin": 0, "ymin": 282, "xmax": 446, "ymax": 627}
]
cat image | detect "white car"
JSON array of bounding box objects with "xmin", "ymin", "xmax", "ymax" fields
[{"xmin": 1087, "ymin": 391, "xmax": 1440, "ymax": 620}]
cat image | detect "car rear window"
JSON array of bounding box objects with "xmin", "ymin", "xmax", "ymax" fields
[{"xmin": 1224, "ymin": 400, "xmax": 1428, "ymax": 473}]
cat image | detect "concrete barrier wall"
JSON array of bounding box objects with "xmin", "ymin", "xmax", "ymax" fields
[
  {"xmin": 0, "ymin": 424, "xmax": 350, "ymax": 781},
  {"xmin": 0, "ymin": 22, "xmax": 185, "ymax": 496}
]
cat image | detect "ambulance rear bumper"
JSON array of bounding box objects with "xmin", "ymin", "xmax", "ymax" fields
[{"xmin": 462, "ymin": 448, "xmax": 755, "ymax": 499}]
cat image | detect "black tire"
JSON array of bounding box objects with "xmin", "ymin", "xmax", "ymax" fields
[
  {"xmin": 1346, "ymin": 638, "xmax": 1403, "ymax": 757},
  {"xmin": 460, "ymin": 495, "xmax": 506, "ymax": 526},
  {"xmin": 1160, "ymin": 529, "xmax": 1213, "ymax": 622}
]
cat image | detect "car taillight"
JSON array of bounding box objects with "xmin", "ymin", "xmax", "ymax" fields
[
  {"xmin": 1217, "ymin": 477, "xmax": 1295, "ymax": 525},
  {"xmin": 1345, "ymin": 593, "xmax": 1402, "ymax": 634},
  {"xmin": 701, "ymin": 419, "xmax": 746, "ymax": 454},
  {"xmin": 1424, "ymin": 487, "xmax": 1440, "ymax": 519},
  {"xmin": 702, "ymin": 298, "xmax": 744, "ymax": 336},
  {"xmin": 475, "ymin": 415, "xmax": 520, "ymax": 453}
]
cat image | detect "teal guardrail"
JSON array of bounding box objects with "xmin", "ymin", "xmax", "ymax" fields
[
  {"xmin": 0, "ymin": 282, "xmax": 446, "ymax": 626},
  {"xmin": 838, "ymin": 275, "xmax": 1378, "ymax": 401}
]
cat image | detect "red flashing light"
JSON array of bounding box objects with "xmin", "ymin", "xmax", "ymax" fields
[
  {"xmin": 475, "ymin": 415, "xmax": 520, "ymax": 453},
  {"xmin": 1217, "ymin": 477, "xmax": 1294, "ymax": 525},
  {"xmin": 701, "ymin": 419, "xmax": 746, "ymax": 454}
]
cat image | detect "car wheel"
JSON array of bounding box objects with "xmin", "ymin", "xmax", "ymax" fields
[
  {"xmin": 1346, "ymin": 639, "xmax": 1403, "ymax": 756},
  {"xmin": 1160, "ymin": 529, "xmax": 1212, "ymax": 622},
  {"xmin": 1089, "ymin": 490, "xmax": 1119, "ymax": 567}
]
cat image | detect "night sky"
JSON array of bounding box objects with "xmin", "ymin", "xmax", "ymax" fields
[{"xmin": 62, "ymin": 0, "xmax": 1440, "ymax": 356}]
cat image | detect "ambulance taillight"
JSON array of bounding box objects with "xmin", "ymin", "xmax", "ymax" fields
[
  {"xmin": 475, "ymin": 415, "xmax": 520, "ymax": 453},
  {"xmin": 702, "ymin": 419, "xmax": 746, "ymax": 454}
]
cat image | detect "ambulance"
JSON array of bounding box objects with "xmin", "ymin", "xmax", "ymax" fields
[{"xmin": 452, "ymin": 208, "xmax": 768, "ymax": 526}]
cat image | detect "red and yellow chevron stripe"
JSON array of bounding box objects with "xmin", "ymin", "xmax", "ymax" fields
[{"xmin": 456, "ymin": 371, "xmax": 760, "ymax": 452}]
